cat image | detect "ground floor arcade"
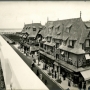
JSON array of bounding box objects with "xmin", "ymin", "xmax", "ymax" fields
[{"xmin": 39, "ymin": 52, "xmax": 88, "ymax": 89}]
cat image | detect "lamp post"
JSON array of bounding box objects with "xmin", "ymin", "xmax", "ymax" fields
[{"xmin": 10, "ymin": 83, "xmax": 12, "ymax": 90}]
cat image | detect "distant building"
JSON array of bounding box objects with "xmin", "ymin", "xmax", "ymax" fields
[
  {"xmin": 21, "ymin": 23, "xmax": 43, "ymax": 54},
  {"xmin": 0, "ymin": 29, "xmax": 22, "ymax": 34}
]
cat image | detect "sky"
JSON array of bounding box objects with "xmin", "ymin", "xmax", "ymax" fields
[{"xmin": 0, "ymin": 1, "xmax": 90, "ymax": 28}]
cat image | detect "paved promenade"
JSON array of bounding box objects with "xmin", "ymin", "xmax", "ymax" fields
[{"xmin": 13, "ymin": 44, "xmax": 79, "ymax": 90}]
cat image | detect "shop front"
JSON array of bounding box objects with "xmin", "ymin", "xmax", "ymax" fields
[{"xmin": 59, "ymin": 65, "xmax": 73, "ymax": 81}]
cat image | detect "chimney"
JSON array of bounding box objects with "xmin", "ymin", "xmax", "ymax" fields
[
  {"xmin": 47, "ymin": 17, "xmax": 49, "ymax": 22},
  {"xmin": 62, "ymin": 23, "xmax": 64, "ymax": 40},
  {"xmin": 80, "ymin": 11, "xmax": 82, "ymax": 18}
]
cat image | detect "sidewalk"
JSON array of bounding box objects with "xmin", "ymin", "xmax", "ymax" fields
[{"xmin": 14, "ymin": 44, "xmax": 79, "ymax": 90}]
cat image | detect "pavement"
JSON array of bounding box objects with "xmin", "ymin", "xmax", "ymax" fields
[
  {"xmin": 12, "ymin": 44, "xmax": 79, "ymax": 90},
  {"xmin": 10, "ymin": 44, "xmax": 62, "ymax": 90}
]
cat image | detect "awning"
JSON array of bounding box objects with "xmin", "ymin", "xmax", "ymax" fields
[
  {"xmin": 54, "ymin": 62, "xmax": 58, "ymax": 66},
  {"xmin": 61, "ymin": 65, "xmax": 73, "ymax": 72},
  {"xmin": 81, "ymin": 70, "xmax": 90, "ymax": 81},
  {"xmin": 44, "ymin": 42, "xmax": 55, "ymax": 47},
  {"xmin": 85, "ymin": 54, "xmax": 90, "ymax": 60},
  {"xmin": 61, "ymin": 51, "xmax": 64, "ymax": 55},
  {"xmin": 42, "ymin": 38, "xmax": 46, "ymax": 42}
]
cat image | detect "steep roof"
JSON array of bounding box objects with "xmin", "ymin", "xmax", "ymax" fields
[
  {"xmin": 41, "ymin": 18, "xmax": 90, "ymax": 54},
  {"xmin": 21, "ymin": 23, "xmax": 42, "ymax": 38}
]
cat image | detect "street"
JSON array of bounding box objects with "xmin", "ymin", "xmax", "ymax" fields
[{"xmin": 10, "ymin": 44, "xmax": 62, "ymax": 90}]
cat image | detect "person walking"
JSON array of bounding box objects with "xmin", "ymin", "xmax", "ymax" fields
[
  {"xmin": 68, "ymin": 79, "xmax": 71, "ymax": 87},
  {"xmin": 36, "ymin": 70, "xmax": 39, "ymax": 77},
  {"xmin": 83, "ymin": 82, "xmax": 86, "ymax": 90},
  {"xmin": 40, "ymin": 73, "xmax": 42, "ymax": 80},
  {"xmin": 55, "ymin": 71, "xmax": 57, "ymax": 79}
]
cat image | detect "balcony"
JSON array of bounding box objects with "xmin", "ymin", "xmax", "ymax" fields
[{"xmin": 39, "ymin": 50, "xmax": 55, "ymax": 60}]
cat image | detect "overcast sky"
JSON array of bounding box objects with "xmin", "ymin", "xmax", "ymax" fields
[{"xmin": 0, "ymin": 1, "xmax": 90, "ymax": 28}]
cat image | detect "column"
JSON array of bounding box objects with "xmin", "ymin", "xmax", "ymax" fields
[{"xmin": 58, "ymin": 66, "xmax": 60, "ymax": 80}]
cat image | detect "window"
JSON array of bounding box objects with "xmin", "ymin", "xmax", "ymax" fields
[
  {"xmin": 33, "ymin": 28, "xmax": 36, "ymax": 31},
  {"xmin": 66, "ymin": 28, "xmax": 70, "ymax": 33},
  {"xmin": 48, "ymin": 28, "xmax": 51, "ymax": 33},
  {"xmin": 44, "ymin": 45, "xmax": 46, "ymax": 50},
  {"xmin": 69, "ymin": 40, "xmax": 75, "ymax": 47},
  {"xmin": 40, "ymin": 43, "xmax": 43, "ymax": 48},
  {"xmin": 47, "ymin": 37, "xmax": 51, "ymax": 42},
  {"xmin": 63, "ymin": 40, "xmax": 67, "ymax": 46},
  {"xmin": 56, "ymin": 43, "xmax": 59, "ymax": 48},
  {"xmin": 55, "ymin": 26, "xmax": 60, "ymax": 32},
  {"xmin": 65, "ymin": 51, "xmax": 69, "ymax": 58},
  {"xmin": 56, "ymin": 54, "xmax": 59, "ymax": 60},
  {"xmin": 66, "ymin": 24, "xmax": 72, "ymax": 33},
  {"xmin": 86, "ymin": 39, "xmax": 90, "ymax": 47}
]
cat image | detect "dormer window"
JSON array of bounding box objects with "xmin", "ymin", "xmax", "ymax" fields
[
  {"xmin": 28, "ymin": 27, "xmax": 30, "ymax": 29},
  {"xmin": 48, "ymin": 28, "xmax": 51, "ymax": 33},
  {"xmin": 63, "ymin": 40, "xmax": 67, "ymax": 46},
  {"xmin": 33, "ymin": 28, "xmax": 36, "ymax": 31},
  {"xmin": 55, "ymin": 26, "xmax": 60, "ymax": 33},
  {"xmin": 66, "ymin": 24, "xmax": 72, "ymax": 33},
  {"xmin": 69, "ymin": 40, "xmax": 75, "ymax": 47},
  {"xmin": 56, "ymin": 43, "xmax": 60, "ymax": 49},
  {"xmin": 66, "ymin": 28, "xmax": 70, "ymax": 33},
  {"xmin": 47, "ymin": 37, "xmax": 51, "ymax": 42},
  {"xmin": 86, "ymin": 39, "xmax": 90, "ymax": 47},
  {"xmin": 48, "ymin": 25, "xmax": 53, "ymax": 33}
]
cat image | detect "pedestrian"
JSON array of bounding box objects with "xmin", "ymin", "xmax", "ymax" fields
[
  {"xmin": 52, "ymin": 72, "xmax": 53, "ymax": 78},
  {"xmin": 44, "ymin": 80, "xmax": 47, "ymax": 85},
  {"xmin": 40, "ymin": 73, "xmax": 42, "ymax": 80},
  {"xmin": 45, "ymin": 64, "xmax": 46, "ymax": 70},
  {"xmin": 43, "ymin": 63, "xmax": 45, "ymax": 70},
  {"xmin": 83, "ymin": 82, "xmax": 86, "ymax": 90},
  {"xmin": 36, "ymin": 70, "xmax": 39, "ymax": 77},
  {"xmin": 68, "ymin": 79, "xmax": 71, "ymax": 87},
  {"xmin": 32, "ymin": 54, "xmax": 33, "ymax": 57},
  {"xmin": 52, "ymin": 68, "xmax": 53, "ymax": 73},
  {"xmin": 55, "ymin": 71, "xmax": 57, "ymax": 79}
]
